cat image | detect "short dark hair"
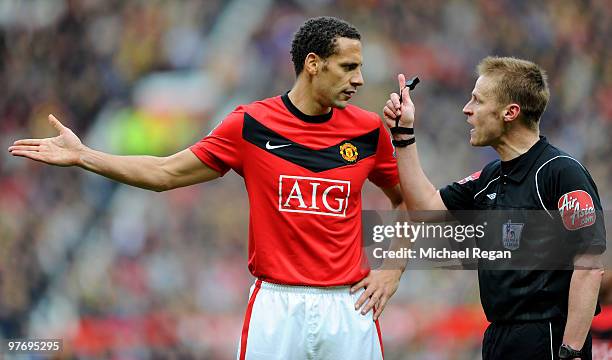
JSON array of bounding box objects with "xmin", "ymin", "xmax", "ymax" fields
[
  {"xmin": 477, "ymin": 56, "xmax": 550, "ymax": 127},
  {"xmin": 290, "ymin": 16, "xmax": 361, "ymax": 76}
]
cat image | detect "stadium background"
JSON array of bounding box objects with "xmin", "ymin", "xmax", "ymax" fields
[{"xmin": 0, "ymin": 0, "xmax": 610, "ymax": 359}]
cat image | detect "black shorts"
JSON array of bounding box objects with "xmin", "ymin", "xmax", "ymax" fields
[{"xmin": 482, "ymin": 319, "xmax": 592, "ymax": 360}]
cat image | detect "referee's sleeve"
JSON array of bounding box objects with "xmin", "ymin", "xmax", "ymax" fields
[
  {"xmin": 546, "ymin": 158, "xmax": 606, "ymax": 254},
  {"xmin": 439, "ymin": 170, "xmax": 483, "ymax": 210}
]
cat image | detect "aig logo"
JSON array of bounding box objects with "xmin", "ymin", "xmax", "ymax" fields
[{"xmin": 278, "ymin": 175, "xmax": 351, "ymax": 217}]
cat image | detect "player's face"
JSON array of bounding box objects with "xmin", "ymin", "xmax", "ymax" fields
[
  {"xmin": 463, "ymin": 75, "xmax": 506, "ymax": 146},
  {"xmin": 313, "ymin": 37, "xmax": 364, "ymax": 109}
]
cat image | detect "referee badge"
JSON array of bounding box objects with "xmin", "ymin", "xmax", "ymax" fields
[
  {"xmin": 340, "ymin": 143, "xmax": 358, "ymax": 162},
  {"xmin": 502, "ymin": 220, "xmax": 524, "ymax": 250}
]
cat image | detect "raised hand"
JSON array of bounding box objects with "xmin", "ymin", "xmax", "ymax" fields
[
  {"xmin": 382, "ymin": 73, "xmax": 416, "ymax": 129},
  {"xmin": 8, "ymin": 114, "xmax": 84, "ymax": 167}
]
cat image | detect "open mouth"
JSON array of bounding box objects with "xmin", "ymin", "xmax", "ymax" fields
[
  {"xmin": 342, "ymin": 90, "xmax": 356, "ymax": 97},
  {"xmin": 467, "ymin": 119, "xmax": 475, "ymax": 134}
]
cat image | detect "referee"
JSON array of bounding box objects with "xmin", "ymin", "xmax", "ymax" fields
[{"xmin": 383, "ymin": 56, "xmax": 606, "ymax": 359}]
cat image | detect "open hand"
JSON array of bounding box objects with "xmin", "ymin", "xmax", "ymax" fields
[{"xmin": 8, "ymin": 114, "xmax": 84, "ymax": 166}]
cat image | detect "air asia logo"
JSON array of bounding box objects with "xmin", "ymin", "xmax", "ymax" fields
[
  {"xmin": 279, "ymin": 175, "xmax": 350, "ymax": 217},
  {"xmin": 458, "ymin": 170, "xmax": 481, "ymax": 184},
  {"xmin": 339, "ymin": 143, "xmax": 358, "ymax": 162},
  {"xmin": 558, "ymin": 190, "xmax": 596, "ymax": 230}
]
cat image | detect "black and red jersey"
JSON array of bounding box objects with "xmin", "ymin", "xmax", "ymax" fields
[{"xmin": 190, "ymin": 94, "xmax": 398, "ymax": 286}]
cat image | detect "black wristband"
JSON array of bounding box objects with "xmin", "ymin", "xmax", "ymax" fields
[
  {"xmin": 390, "ymin": 127, "xmax": 414, "ymax": 135},
  {"xmin": 392, "ymin": 137, "xmax": 415, "ymax": 147}
]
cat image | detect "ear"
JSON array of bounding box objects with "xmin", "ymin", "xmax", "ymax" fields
[
  {"xmin": 502, "ymin": 103, "xmax": 521, "ymax": 123},
  {"xmin": 304, "ymin": 53, "xmax": 320, "ymax": 75}
]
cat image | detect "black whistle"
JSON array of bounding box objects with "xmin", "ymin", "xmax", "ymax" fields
[
  {"xmin": 405, "ymin": 76, "xmax": 420, "ymax": 90},
  {"xmin": 399, "ymin": 76, "xmax": 419, "ymax": 105}
]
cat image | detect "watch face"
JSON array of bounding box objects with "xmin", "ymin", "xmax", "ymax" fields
[
  {"xmin": 559, "ymin": 345, "xmax": 580, "ymax": 359},
  {"xmin": 558, "ymin": 347, "xmax": 570, "ymax": 358}
]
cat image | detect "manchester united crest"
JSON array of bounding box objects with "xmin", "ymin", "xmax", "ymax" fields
[{"xmin": 340, "ymin": 143, "xmax": 358, "ymax": 162}]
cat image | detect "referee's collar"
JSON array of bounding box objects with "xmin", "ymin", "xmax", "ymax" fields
[
  {"xmin": 281, "ymin": 92, "xmax": 333, "ymax": 123},
  {"xmin": 503, "ymin": 136, "xmax": 550, "ymax": 183}
]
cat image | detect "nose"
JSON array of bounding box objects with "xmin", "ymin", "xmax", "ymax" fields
[
  {"xmin": 351, "ymin": 69, "xmax": 364, "ymax": 87},
  {"xmin": 463, "ymin": 102, "xmax": 472, "ymax": 116}
]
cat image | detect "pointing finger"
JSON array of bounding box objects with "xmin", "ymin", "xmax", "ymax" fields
[{"xmin": 397, "ymin": 73, "xmax": 406, "ymax": 91}]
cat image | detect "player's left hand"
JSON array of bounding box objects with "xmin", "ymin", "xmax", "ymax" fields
[{"xmin": 351, "ymin": 269, "xmax": 402, "ymax": 321}]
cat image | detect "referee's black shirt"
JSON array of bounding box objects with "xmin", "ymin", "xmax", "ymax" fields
[{"xmin": 440, "ymin": 136, "xmax": 606, "ymax": 322}]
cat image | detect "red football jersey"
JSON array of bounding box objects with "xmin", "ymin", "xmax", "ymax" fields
[{"xmin": 190, "ymin": 94, "xmax": 398, "ymax": 286}]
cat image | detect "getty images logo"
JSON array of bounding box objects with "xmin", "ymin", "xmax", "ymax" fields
[{"xmin": 278, "ymin": 175, "xmax": 351, "ymax": 217}]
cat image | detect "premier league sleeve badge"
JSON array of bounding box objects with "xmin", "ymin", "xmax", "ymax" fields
[{"xmin": 502, "ymin": 220, "xmax": 524, "ymax": 251}]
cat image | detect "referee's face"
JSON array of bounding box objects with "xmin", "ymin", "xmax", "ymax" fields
[
  {"xmin": 463, "ymin": 75, "xmax": 505, "ymax": 147},
  {"xmin": 313, "ymin": 37, "xmax": 364, "ymax": 109}
]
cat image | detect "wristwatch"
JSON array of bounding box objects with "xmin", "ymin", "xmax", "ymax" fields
[{"xmin": 559, "ymin": 344, "xmax": 582, "ymax": 359}]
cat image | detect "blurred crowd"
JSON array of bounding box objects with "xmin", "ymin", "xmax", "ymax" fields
[{"xmin": 1, "ymin": 0, "xmax": 610, "ymax": 359}]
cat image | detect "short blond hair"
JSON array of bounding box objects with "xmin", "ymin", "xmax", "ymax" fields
[{"xmin": 477, "ymin": 56, "xmax": 550, "ymax": 127}]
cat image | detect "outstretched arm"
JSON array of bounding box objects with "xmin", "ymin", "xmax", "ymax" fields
[
  {"xmin": 382, "ymin": 74, "xmax": 447, "ymax": 211},
  {"xmin": 9, "ymin": 114, "xmax": 220, "ymax": 191}
]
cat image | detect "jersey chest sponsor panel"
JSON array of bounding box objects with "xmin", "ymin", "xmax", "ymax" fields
[
  {"xmin": 191, "ymin": 96, "xmax": 397, "ymax": 286},
  {"xmin": 242, "ymin": 104, "xmax": 380, "ymax": 286}
]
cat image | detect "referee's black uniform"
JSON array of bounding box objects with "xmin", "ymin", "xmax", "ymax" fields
[{"xmin": 440, "ymin": 137, "xmax": 606, "ymax": 359}]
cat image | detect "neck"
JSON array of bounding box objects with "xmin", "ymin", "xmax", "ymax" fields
[
  {"xmin": 492, "ymin": 126, "xmax": 540, "ymax": 161},
  {"xmin": 288, "ymin": 77, "xmax": 331, "ymax": 116}
]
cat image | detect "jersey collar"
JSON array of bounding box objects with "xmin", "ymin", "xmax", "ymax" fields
[
  {"xmin": 281, "ymin": 92, "xmax": 333, "ymax": 123},
  {"xmin": 503, "ymin": 136, "xmax": 550, "ymax": 183}
]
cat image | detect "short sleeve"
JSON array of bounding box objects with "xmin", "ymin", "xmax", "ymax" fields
[
  {"xmin": 368, "ymin": 122, "xmax": 399, "ymax": 188},
  {"xmin": 189, "ymin": 107, "xmax": 245, "ymax": 176},
  {"xmin": 544, "ymin": 158, "xmax": 606, "ymax": 254},
  {"xmin": 439, "ymin": 170, "xmax": 483, "ymax": 210}
]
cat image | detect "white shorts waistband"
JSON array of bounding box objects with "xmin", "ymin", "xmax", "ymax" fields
[{"xmin": 258, "ymin": 280, "xmax": 352, "ymax": 294}]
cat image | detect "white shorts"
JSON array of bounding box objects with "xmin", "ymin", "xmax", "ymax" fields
[{"xmin": 237, "ymin": 280, "xmax": 384, "ymax": 360}]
